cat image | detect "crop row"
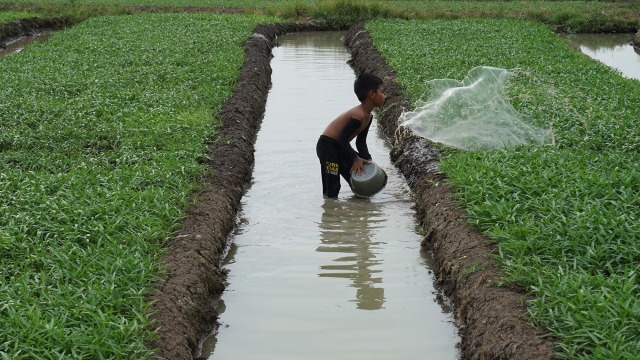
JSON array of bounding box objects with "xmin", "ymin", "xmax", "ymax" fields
[
  {"xmin": 367, "ymin": 18, "xmax": 640, "ymax": 358},
  {"xmin": 0, "ymin": 13, "xmax": 273, "ymax": 359}
]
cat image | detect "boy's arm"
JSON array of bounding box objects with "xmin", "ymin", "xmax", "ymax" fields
[
  {"xmin": 355, "ymin": 119, "xmax": 372, "ymax": 161},
  {"xmin": 337, "ymin": 119, "xmax": 361, "ymax": 160}
]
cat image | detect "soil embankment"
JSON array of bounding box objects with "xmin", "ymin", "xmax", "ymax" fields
[
  {"xmin": 633, "ymin": 30, "xmax": 640, "ymax": 49},
  {"xmin": 149, "ymin": 21, "xmax": 557, "ymax": 360},
  {"xmin": 0, "ymin": 17, "xmax": 70, "ymax": 45}
]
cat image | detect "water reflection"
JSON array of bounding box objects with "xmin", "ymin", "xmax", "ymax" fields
[
  {"xmin": 570, "ymin": 32, "xmax": 634, "ymax": 49},
  {"xmin": 317, "ymin": 199, "xmax": 385, "ymax": 310},
  {"xmin": 277, "ymin": 31, "xmax": 347, "ymax": 53}
]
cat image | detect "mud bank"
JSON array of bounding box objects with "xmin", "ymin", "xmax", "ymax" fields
[
  {"xmin": 149, "ymin": 20, "xmax": 557, "ymax": 359},
  {"xmin": 0, "ymin": 17, "xmax": 71, "ymax": 44},
  {"xmin": 634, "ymin": 30, "xmax": 640, "ymax": 48},
  {"xmin": 345, "ymin": 23, "xmax": 556, "ymax": 359}
]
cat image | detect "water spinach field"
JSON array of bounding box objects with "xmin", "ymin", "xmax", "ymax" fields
[
  {"xmin": 2, "ymin": 1, "xmax": 640, "ymax": 359},
  {"xmin": 366, "ymin": 18, "xmax": 640, "ymax": 358},
  {"xmin": 0, "ymin": 13, "xmax": 274, "ymax": 358}
]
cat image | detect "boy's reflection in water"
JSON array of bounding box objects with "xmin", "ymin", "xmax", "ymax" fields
[{"xmin": 317, "ymin": 198, "xmax": 386, "ymax": 310}]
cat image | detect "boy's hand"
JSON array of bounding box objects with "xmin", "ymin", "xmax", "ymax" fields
[{"xmin": 351, "ymin": 157, "xmax": 371, "ymax": 176}]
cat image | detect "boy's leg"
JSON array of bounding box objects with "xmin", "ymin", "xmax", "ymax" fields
[
  {"xmin": 322, "ymin": 161, "xmax": 341, "ymax": 198},
  {"xmin": 316, "ymin": 137, "xmax": 342, "ymax": 198},
  {"xmin": 339, "ymin": 156, "xmax": 354, "ymax": 189}
]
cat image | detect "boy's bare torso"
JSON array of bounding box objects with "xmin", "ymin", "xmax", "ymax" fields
[{"xmin": 321, "ymin": 104, "xmax": 371, "ymax": 141}]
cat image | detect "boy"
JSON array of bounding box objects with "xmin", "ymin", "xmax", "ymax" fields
[{"xmin": 316, "ymin": 73, "xmax": 385, "ymax": 198}]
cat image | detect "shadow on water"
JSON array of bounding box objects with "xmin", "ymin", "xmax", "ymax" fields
[{"xmin": 199, "ymin": 31, "xmax": 459, "ymax": 360}]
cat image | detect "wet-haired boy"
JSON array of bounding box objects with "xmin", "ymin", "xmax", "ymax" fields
[{"xmin": 316, "ymin": 73, "xmax": 385, "ymax": 198}]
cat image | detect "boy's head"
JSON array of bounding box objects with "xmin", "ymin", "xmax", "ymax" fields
[{"xmin": 354, "ymin": 73, "xmax": 383, "ymax": 102}]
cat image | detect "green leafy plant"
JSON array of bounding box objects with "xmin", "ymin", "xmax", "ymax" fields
[
  {"xmin": 367, "ymin": 18, "xmax": 640, "ymax": 358},
  {"xmin": 0, "ymin": 12, "xmax": 274, "ymax": 359}
]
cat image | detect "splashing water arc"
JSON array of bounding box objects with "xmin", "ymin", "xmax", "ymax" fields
[{"xmin": 399, "ymin": 66, "xmax": 553, "ymax": 151}]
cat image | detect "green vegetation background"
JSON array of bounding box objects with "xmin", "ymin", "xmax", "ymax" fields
[
  {"xmin": 1, "ymin": 1, "xmax": 639, "ymax": 359},
  {"xmin": 0, "ymin": 12, "xmax": 275, "ymax": 359}
]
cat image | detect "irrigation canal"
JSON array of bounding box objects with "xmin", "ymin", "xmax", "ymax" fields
[{"xmin": 198, "ymin": 31, "xmax": 460, "ymax": 359}]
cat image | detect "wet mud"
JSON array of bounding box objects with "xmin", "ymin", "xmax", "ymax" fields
[
  {"xmin": 0, "ymin": 17, "xmax": 71, "ymax": 46},
  {"xmin": 141, "ymin": 20, "xmax": 557, "ymax": 360}
]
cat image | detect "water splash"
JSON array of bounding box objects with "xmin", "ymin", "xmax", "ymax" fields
[{"xmin": 399, "ymin": 66, "xmax": 553, "ymax": 151}]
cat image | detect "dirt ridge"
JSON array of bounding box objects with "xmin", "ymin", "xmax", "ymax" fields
[
  {"xmin": 345, "ymin": 23, "xmax": 557, "ymax": 359},
  {"xmin": 147, "ymin": 23, "xmax": 276, "ymax": 360}
]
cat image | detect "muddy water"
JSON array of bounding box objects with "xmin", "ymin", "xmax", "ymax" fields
[
  {"xmin": 200, "ymin": 31, "xmax": 459, "ymax": 359},
  {"xmin": 566, "ymin": 33, "xmax": 640, "ymax": 81},
  {"xmin": 0, "ymin": 32, "xmax": 52, "ymax": 57}
]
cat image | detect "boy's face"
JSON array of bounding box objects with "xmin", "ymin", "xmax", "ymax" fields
[{"xmin": 371, "ymin": 85, "xmax": 385, "ymax": 107}]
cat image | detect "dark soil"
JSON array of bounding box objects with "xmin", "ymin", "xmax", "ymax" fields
[{"xmin": 0, "ymin": 17, "xmax": 71, "ymax": 45}]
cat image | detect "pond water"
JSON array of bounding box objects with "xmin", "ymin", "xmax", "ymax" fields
[
  {"xmin": 565, "ymin": 33, "xmax": 640, "ymax": 81},
  {"xmin": 199, "ymin": 31, "xmax": 459, "ymax": 360}
]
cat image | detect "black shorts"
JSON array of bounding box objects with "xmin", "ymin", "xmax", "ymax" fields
[{"xmin": 316, "ymin": 135, "xmax": 352, "ymax": 198}]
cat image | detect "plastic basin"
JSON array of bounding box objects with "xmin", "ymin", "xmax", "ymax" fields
[{"xmin": 350, "ymin": 162, "xmax": 388, "ymax": 197}]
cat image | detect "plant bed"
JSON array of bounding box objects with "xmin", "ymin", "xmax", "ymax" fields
[{"xmin": 0, "ymin": 13, "xmax": 274, "ymax": 359}]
